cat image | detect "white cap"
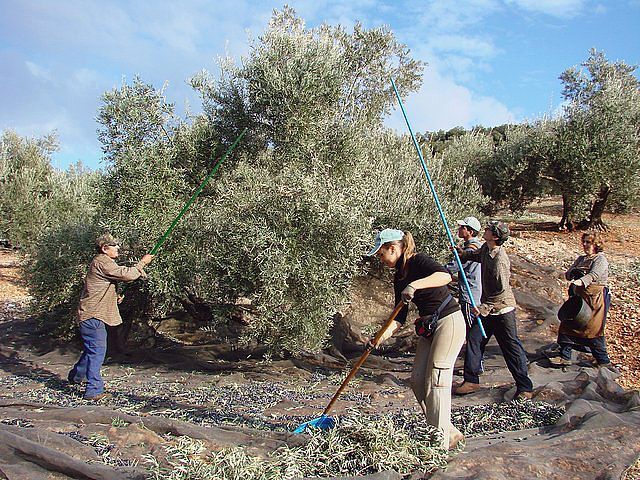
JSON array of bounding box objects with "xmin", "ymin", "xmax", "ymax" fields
[{"xmin": 456, "ymin": 216, "xmax": 482, "ymax": 233}]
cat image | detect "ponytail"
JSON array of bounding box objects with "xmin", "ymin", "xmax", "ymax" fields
[{"xmin": 392, "ymin": 230, "xmax": 416, "ymax": 279}]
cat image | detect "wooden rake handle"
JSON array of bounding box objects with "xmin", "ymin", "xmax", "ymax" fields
[{"xmin": 321, "ymin": 301, "xmax": 405, "ymax": 416}]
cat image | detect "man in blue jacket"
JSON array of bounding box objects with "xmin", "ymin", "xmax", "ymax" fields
[{"xmin": 446, "ymin": 217, "xmax": 483, "ymax": 395}]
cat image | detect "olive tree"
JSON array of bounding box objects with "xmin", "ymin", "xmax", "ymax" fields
[
  {"xmin": 476, "ymin": 120, "xmax": 558, "ymax": 215},
  {"xmin": 555, "ymin": 49, "xmax": 640, "ymax": 229},
  {"xmin": 0, "ymin": 130, "xmax": 98, "ymax": 249},
  {"xmin": 180, "ymin": 7, "xmax": 425, "ymax": 352},
  {"xmin": 354, "ymin": 128, "xmax": 488, "ymax": 261}
]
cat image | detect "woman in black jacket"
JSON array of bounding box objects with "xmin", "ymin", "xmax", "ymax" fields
[{"xmin": 367, "ymin": 228, "xmax": 466, "ymax": 450}]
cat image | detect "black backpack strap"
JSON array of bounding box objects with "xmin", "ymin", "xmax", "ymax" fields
[{"xmin": 435, "ymin": 293, "xmax": 453, "ymax": 320}]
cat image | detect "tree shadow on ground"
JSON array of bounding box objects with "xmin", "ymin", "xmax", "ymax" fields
[{"xmin": 510, "ymin": 221, "xmax": 562, "ymax": 232}]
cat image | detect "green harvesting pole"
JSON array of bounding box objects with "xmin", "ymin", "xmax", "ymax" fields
[{"xmin": 150, "ymin": 128, "xmax": 247, "ymax": 255}]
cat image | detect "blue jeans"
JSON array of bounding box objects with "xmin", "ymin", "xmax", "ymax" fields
[
  {"xmin": 558, "ymin": 287, "xmax": 611, "ymax": 364},
  {"xmin": 464, "ymin": 310, "xmax": 533, "ymax": 393},
  {"xmin": 68, "ymin": 318, "xmax": 107, "ymax": 398},
  {"xmin": 461, "ymin": 302, "xmax": 484, "ymax": 382},
  {"xmin": 558, "ymin": 334, "xmax": 610, "ymax": 364}
]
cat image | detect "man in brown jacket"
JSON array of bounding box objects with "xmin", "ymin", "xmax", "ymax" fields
[
  {"xmin": 68, "ymin": 234, "xmax": 153, "ymax": 400},
  {"xmin": 453, "ymin": 221, "xmax": 534, "ymax": 400}
]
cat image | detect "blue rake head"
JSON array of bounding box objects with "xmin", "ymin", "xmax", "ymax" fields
[{"xmin": 293, "ymin": 414, "xmax": 336, "ymax": 434}]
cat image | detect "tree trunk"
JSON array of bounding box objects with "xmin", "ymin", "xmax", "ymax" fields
[
  {"xmin": 108, "ymin": 283, "xmax": 152, "ymax": 354},
  {"xmin": 559, "ymin": 193, "xmax": 574, "ymax": 230},
  {"xmin": 582, "ymin": 185, "xmax": 611, "ymax": 231}
]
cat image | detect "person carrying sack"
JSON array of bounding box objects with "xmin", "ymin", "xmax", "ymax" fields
[
  {"xmin": 366, "ymin": 228, "xmax": 466, "ymax": 450},
  {"xmin": 551, "ymin": 231, "xmax": 612, "ymax": 368}
]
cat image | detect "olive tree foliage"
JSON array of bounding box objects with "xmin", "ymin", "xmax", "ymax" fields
[
  {"xmin": 188, "ymin": 164, "xmax": 370, "ymax": 353},
  {"xmin": 554, "ymin": 49, "xmax": 640, "ymax": 229},
  {"xmin": 354, "ymin": 129, "xmax": 488, "ymax": 262},
  {"xmin": 179, "ymin": 7, "xmax": 425, "ymax": 352},
  {"xmin": 476, "ymin": 120, "xmax": 558, "ymax": 214},
  {"xmin": 0, "ymin": 129, "xmax": 99, "ymax": 335},
  {"xmin": 190, "ymin": 6, "xmax": 422, "ymax": 173},
  {"xmin": 25, "ymin": 78, "xmax": 192, "ymax": 337},
  {"xmin": 0, "ymin": 130, "xmax": 98, "ymax": 249}
]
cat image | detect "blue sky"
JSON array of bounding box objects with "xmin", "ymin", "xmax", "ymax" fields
[{"xmin": 1, "ymin": 0, "xmax": 639, "ymax": 170}]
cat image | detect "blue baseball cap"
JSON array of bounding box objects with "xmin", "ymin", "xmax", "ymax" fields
[{"xmin": 367, "ymin": 229, "xmax": 404, "ymax": 256}]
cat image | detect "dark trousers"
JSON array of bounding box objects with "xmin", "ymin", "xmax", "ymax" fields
[
  {"xmin": 464, "ymin": 310, "xmax": 533, "ymax": 393},
  {"xmin": 68, "ymin": 318, "xmax": 107, "ymax": 398},
  {"xmin": 461, "ymin": 302, "xmax": 484, "ymax": 382},
  {"xmin": 558, "ymin": 334, "xmax": 610, "ymax": 364},
  {"xmin": 558, "ymin": 287, "xmax": 611, "ymax": 364}
]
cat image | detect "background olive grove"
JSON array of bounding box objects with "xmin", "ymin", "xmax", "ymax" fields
[{"xmin": 2, "ymin": 9, "xmax": 638, "ymax": 354}]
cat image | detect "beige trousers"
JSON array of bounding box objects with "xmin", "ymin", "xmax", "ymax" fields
[{"xmin": 411, "ymin": 310, "xmax": 466, "ymax": 449}]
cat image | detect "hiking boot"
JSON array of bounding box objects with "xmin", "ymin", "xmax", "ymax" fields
[
  {"xmin": 84, "ymin": 392, "xmax": 112, "ymax": 401},
  {"xmin": 453, "ymin": 381, "xmax": 480, "ymax": 395},
  {"xmin": 514, "ymin": 390, "xmax": 533, "ymax": 401},
  {"xmin": 597, "ymin": 362, "xmax": 620, "ymax": 374},
  {"xmin": 549, "ymin": 357, "xmax": 571, "ymax": 367}
]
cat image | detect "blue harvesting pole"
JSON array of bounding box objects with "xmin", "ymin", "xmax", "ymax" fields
[{"xmin": 390, "ymin": 78, "xmax": 487, "ymax": 338}]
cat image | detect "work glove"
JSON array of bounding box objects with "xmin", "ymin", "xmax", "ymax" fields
[
  {"xmin": 570, "ymin": 279, "xmax": 584, "ymax": 287},
  {"xmin": 366, "ymin": 326, "xmax": 394, "ymax": 350},
  {"xmin": 401, "ymin": 284, "xmax": 416, "ymax": 304}
]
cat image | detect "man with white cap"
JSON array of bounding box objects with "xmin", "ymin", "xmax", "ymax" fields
[
  {"xmin": 453, "ymin": 221, "xmax": 534, "ymax": 400},
  {"xmin": 446, "ymin": 217, "xmax": 484, "ymax": 395}
]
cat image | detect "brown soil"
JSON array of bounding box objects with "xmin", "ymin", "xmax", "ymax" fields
[{"xmin": 0, "ymin": 250, "xmax": 28, "ymax": 300}]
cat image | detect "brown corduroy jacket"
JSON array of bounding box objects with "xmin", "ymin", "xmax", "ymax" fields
[{"xmin": 77, "ymin": 254, "xmax": 146, "ymax": 326}]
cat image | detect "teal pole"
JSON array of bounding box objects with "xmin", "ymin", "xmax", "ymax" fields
[
  {"xmin": 390, "ymin": 79, "xmax": 486, "ymax": 338},
  {"xmin": 150, "ymin": 128, "xmax": 247, "ymax": 255}
]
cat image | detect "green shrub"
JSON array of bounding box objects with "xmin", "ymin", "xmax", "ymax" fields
[{"xmin": 25, "ymin": 222, "xmax": 100, "ymax": 337}]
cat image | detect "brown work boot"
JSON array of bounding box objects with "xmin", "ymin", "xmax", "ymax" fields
[
  {"xmin": 84, "ymin": 392, "xmax": 112, "ymax": 401},
  {"xmin": 549, "ymin": 357, "xmax": 571, "ymax": 367},
  {"xmin": 514, "ymin": 390, "xmax": 533, "ymax": 401},
  {"xmin": 453, "ymin": 381, "xmax": 480, "ymax": 395}
]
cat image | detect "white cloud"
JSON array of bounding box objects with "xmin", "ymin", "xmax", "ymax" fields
[
  {"xmin": 25, "ymin": 60, "xmax": 52, "ymax": 82},
  {"xmin": 504, "ymin": 0, "xmax": 587, "ymax": 17},
  {"xmin": 418, "ymin": 0, "xmax": 501, "ymax": 32},
  {"xmin": 428, "ymin": 34, "xmax": 498, "ymax": 59},
  {"xmin": 594, "ymin": 3, "xmax": 607, "ymax": 14},
  {"xmin": 386, "ymin": 66, "xmax": 516, "ymax": 133},
  {"xmin": 73, "ymin": 68, "xmax": 102, "ymax": 90}
]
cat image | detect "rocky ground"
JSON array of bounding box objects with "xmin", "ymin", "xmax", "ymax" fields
[{"xmin": 0, "ymin": 200, "xmax": 639, "ymax": 479}]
